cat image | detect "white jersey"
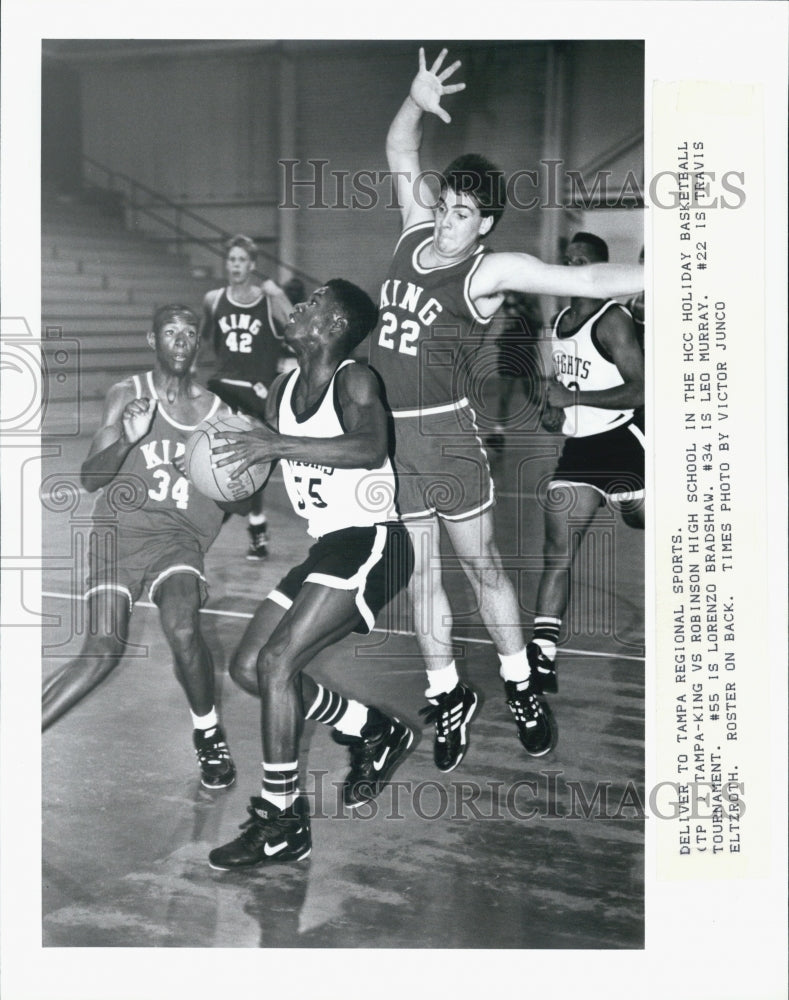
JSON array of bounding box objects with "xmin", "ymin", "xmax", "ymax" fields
[
  {"xmin": 552, "ymin": 300, "xmax": 633, "ymax": 438},
  {"xmin": 278, "ymin": 360, "xmax": 398, "ymax": 538}
]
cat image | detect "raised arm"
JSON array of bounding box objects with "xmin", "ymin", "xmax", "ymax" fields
[
  {"xmin": 386, "ymin": 47, "xmax": 466, "ymax": 229},
  {"xmin": 212, "ymin": 364, "xmax": 389, "ymax": 476},
  {"xmin": 80, "ymin": 381, "xmax": 157, "ymax": 492},
  {"xmin": 470, "ymin": 252, "xmax": 646, "ymax": 317}
]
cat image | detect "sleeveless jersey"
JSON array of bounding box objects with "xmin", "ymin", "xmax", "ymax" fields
[
  {"xmin": 92, "ymin": 372, "xmax": 224, "ymax": 549},
  {"xmin": 277, "ymin": 360, "xmax": 397, "ymax": 538},
  {"xmin": 209, "ymin": 287, "xmax": 284, "ymax": 386},
  {"xmin": 367, "ymin": 222, "xmax": 492, "ymax": 412},
  {"xmin": 552, "ymin": 300, "xmax": 634, "ymax": 438}
]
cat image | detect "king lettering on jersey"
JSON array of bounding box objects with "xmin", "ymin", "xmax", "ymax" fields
[
  {"xmin": 218, "ymin": 313, "xmax": 263, "ymax": 336},
  {"xmin": 379, "ymin": 279, "xmax": 443, "ymax": 326},
  {"xmin": 140, "ymin": 439, "xmax": 186, "ymax": 469}
]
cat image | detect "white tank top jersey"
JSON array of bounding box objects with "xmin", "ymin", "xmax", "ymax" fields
[
  {"xmin": 551, "ymin": 300, "xmax": 634, "ymax": 438},
  {"xmin": 277, "ymin": 360, "xmax": 398, "ymax": 538}
]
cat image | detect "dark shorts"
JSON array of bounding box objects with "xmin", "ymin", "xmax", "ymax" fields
[
  {"xmin": 85, "ymin": 525, "xmax": 208, "ymax": 609},
  {"xmin": 497, "ymin": 340, "xmax": 536, "ymax": 378},
  {"xmin": 207, "ymin": 377, "xmax": 269, "ymax": 421},
  {"xmin": 391, "ymin": 401, "xmax": 494, "ymax": 521},
  {"xmin": 552, "ymin": 420, "xmax": 645, "ymax": 501},
  {"xmin": 268, "ymin": 523, "xmax": 413, "ymax": 634}
]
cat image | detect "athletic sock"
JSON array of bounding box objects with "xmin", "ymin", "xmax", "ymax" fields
[
  {"xmin": 248, "ymin": 512, "xmax": 267, "ymax": 527},
  {"xmin": 532, "ymin": 615, "xmax": 561, "ymax": 661},
  {"xmin": 424, "ymin": 661, "xmax": 460, "ymax": 699},
  {"xmin": 498, "ymin": 647, "xmax": 531, "ymax": 685},
  {"xmin": 260, "ymin": 759, "xmax": 299, "ymax": 811},
  {"xmin": 191, "ymin": 707, "xmax": 219, "ymax": 731},
  {"xmin": 304, "ymin": 682, "xmax": 369, "ymax": 736}
]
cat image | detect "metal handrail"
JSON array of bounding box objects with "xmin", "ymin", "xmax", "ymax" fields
[{"xmin": 82, "ymin": 154, "xmax": 319, "ymax": 286}]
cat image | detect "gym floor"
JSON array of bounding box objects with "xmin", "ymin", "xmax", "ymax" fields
[{"xmin": 41, "ymin": 412, "xmax": 645, "ymax": 950}]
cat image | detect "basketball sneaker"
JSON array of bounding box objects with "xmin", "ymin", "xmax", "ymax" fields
[
  {"xmin": 527, "ymin": 640, "xmax": 557, "ymax": 693},
  {"xmin": 504, "ymin": 680, "xmax": 557, "ymax": 757},
  {"xmin": 193, "ymin": 725, "xmax": 236, "ymax": 789},
  {"xmin": 332, "ymin": 708, "xmax": 414, "ymax": 808},
  {"xmin": 419, "ymin": 682, "xmax": 478, "ymax": 772},
  {"xmin": 246, "ymin": 522, "xmax": 269, "ymax": 561},
  {"xmin": 208, "ymin": 796, "xmax": 311, "ymax": 870}
]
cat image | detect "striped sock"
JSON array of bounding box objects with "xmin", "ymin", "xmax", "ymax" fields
[
  {"xmin": 260, "ymin": 760, "xmax": 299, "ymax": 811},
  {"xmin": 532, "ymin": 616, "xmax": 561, "ymax": 660},
  {"xmin": 304, "ymin": 682, "xmax": 368, "ymax": 737}
]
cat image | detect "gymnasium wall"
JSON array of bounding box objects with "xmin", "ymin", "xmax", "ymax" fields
[{"xmin": 53, "ymin": 39, "xmax": 643, "ymax": 294}]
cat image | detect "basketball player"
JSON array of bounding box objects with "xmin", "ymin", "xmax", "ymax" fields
[
  {"xmin": 527, "ymin": 232, "xmax": 645, "ymax": 692},
  {"xmin": 42, "ymin": 305, "xmax": 237, "ymax": 790},
  {"xmin": 200, "ymin": 234, "xmax": 293, "ymax": 560},
  {"xmin": 625, "ymin": 245, "xmax": 646, "ymax": 430},
  {"xmin": 206, "ymin": 279, "xmax": 415, "ymax": 870},
  {"xmin": 368, "ymin": 48, "xmax": 644, "ymax": 768}
]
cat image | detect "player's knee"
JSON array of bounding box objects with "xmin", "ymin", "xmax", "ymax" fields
[
  {"xmin": 256, "ymin": 639, "xmax": 295, "ymax": 689},
  {"xmin": 162, "ymin": 617, "xmax": 200, "ymax": 658},
  {"xmin": 620, "ymin": 503, "xmax": 645, "ymax": 530},
  {"xmin": 229, "ymin": 649, "xmax": 258, "ymax": 692}
]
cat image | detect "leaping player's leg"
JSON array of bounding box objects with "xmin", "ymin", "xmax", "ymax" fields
[
  {"xmin": 444, "ymin": 510, "xmax": 556, "ymax": 757},
  {"xmin": 156, "ymin": 572, "xmax": 236, "ymax": 789},
  {"xmin": 42, "ymin": 588, "xmax": 131, "ymax": 731}
]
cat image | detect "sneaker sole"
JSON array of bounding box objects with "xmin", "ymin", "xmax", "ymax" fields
[
  {"xmin": 245, "ymin": 553, "xmax": 268, "ymax": 561},
  {"xmin": 201, "ymin": 772, "xmax": 237, "ymax": 790},
  {"xmin": 208, "ymin": 844, "xmax": 311, "ymax": 871},
  {"xmin": 435, "ymin": 691, "xmax": 479, "ymax": 773},
  {"xmin": 346, "ymin": 724, "xmax": 415, "ymax": 809}
]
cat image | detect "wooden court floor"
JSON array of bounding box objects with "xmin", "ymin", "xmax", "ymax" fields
[{"xmin": 41, "ymin": 422, "xmax": 645, "ymax": 950}]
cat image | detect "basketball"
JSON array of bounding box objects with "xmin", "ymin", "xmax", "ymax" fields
[{"xmin": 184, "ymin": 413, "xmax": 271, "ymax": 503}]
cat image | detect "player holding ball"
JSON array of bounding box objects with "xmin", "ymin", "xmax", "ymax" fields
[{"xmin": 42, "ymin": 304, "xmax": 239, "ymax": 790}]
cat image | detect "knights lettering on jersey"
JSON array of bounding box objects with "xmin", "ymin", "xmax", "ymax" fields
[
  {"xmin": 552, "ymin": 300, "xmax": 633, "ymax": 438},
  {"xmin": 278, "ymin": 361, "xmax": 397, "ymax": 538}
]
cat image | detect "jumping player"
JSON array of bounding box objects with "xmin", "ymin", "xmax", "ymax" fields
[
  {"xmin": 42, "ymin": 305, "xmax": 237, "ymax": 790},
  {"xmin": 368, "ymin": 48, "xmax": 644, "ymax": 768},
  {"xmin": 528, "ymin": 232, "xmax": 645, "ymax": 691},
  {"xmin": 200, "ymin": 234, "xmax": 293, "ymax": 560},
  {"xmin": 206, "ymin": 279, "xmax": 414, "ymax": 869}
]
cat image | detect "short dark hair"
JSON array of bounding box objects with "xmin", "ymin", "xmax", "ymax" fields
[
  {"xmin": 569, "ymin": 231, "xmax": 609, "ymax": 262},
  {"xmin": 325, "ymin": 278, "xmax": 379, "ymax": 352},
  {"xmin": 152, "ymin": 304, "xmax": 198, "ymax": 336},
  {"xmin": 441, "ymin": 153, "xmax": 507, "ymax": 230},
  {"xmin": 224, "ymin": 234, "xmax": 258, "ymax": 261}
]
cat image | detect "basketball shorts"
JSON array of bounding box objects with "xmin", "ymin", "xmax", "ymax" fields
[
  {"xmin": 391, "ymin": 401, "xmax": 494, "ymax": 521},
  {"xmin": 268, "ymin": 523, "xmax": 414, "ymax": 634},
  {"xmin": 207, "ymin": 376, "xmax": 269, "ymax": 421},
  {"xmin": 552, "ymin": 419, "xmax": 645, "ymax": 501},
  {"xmin": 85, "ymin": 524, "xmax": 209, "ymax": 610}
]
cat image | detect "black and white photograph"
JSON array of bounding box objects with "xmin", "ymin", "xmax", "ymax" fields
[{"xmin": 0, "ymin": 3, "xmax": 786, "ymax": 999}]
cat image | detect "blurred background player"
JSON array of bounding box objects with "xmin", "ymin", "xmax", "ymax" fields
[
  {"xmin": 484, "ymin": 291, "xmax": 542, "ymax": 455},
  {"xmin": 625, "ymin": 245, "xmax": 646, "ymax": 431},
  {"xmin": 42, "ymin": 305, "xmax": 237, "ymax": 789},
  {"xmin": 200, "ymin": 234, "xmax": 294, "ymax": 560},
  {"xmin": 205, "ymin": 280, "xmax": 414, "ymax": 869},
  {"xmin": 528, "ymin": 232, "xmax": 645, "ymax": 692},
  {"xmin": 368, "ymin": 48, "xmax": 644, "ymax": 768}
]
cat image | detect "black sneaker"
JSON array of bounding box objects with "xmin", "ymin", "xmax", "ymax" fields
[
  {"xmin": 418, "ymin": 683, "xmax": 478, "ymax": 773},
  {"xmin": 527, "ymin": 640, "xmax": 558, "ymax": 693},
  {"xmin": 246, "ymin": 523, "xmax": 269, "ymax": 561},
  {"xmin": 193, "ymin": 725, "xmax": 236, "ymax": 789},
  {"xmin": 208, "ymin": 796, "xmax": 311, "ymax": 870},
  {"xmin": 332, "ymin": 708, "xmax": 414, "ymax": 809},
  {"xmin": 504, "ymin": 680, "xmax": 557, "ymax": 757}
]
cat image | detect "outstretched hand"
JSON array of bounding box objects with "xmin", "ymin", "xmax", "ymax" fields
[{"xmin": 410, "ymin": 47, "xmax": 465, "ymax": 124}]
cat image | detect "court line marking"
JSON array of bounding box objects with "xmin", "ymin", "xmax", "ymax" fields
[{"xmin": 41, "ymin": 588, "xmax": 644, "ymax": 663}]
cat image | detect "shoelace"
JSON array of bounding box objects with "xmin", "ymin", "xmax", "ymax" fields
[
  {"xmin": 196, "ymin": 734, "xmax": 231, "ymax": 765},
  {"xmin": 507, "ymin": 691, "xmax": 542, "ymax": 729}
]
